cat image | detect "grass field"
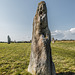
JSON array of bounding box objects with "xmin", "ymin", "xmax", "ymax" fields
[{"xmin": 0, "ymin": 41, "xmax": 75, "ymax": 75}]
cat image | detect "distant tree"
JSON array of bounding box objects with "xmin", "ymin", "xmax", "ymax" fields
[
  {"xmin": 7, "ymin": 35, "xmax": 11, "ymax": 44},
  {"xmin": 56, "ymin": 39, "xmax": 58, "ymax": 41}
]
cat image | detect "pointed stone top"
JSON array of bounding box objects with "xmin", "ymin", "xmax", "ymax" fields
[
  {"xmin": 38, "ymin": 1, "xmax": 46, "ymax": 5},
  {"xmin": 36, "ymin": 1, "xmax": 47, "ymax": 15}
]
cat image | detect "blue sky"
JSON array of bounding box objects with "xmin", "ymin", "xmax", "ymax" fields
[{"xmin": 0, "ymin": 0, "xmax": 75, "ymax": 41}]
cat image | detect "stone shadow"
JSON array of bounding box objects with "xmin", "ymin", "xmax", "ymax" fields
[{"xmin": 56, "ymin": 72, "xmax": 75, "ymax": 75}]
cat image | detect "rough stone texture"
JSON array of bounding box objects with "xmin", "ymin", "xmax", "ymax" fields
[{"xmin": 28, "ymin": 1, "xmax": 56, "ymax": 75}]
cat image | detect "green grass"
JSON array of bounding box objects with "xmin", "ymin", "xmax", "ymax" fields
[
  {"xmin": 51, "ymin": 41, "xmax": 75, "ymax": 75},
  {"xmin": 0, "ymin": 43, "xmax": 32, "ymax": 75},
  {"xmin": 0, "ymin": 42, "xmax": 75, "ymax": 75}
]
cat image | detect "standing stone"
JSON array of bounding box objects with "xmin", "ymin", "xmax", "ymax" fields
[
  {"xmin": 28, "ymin": 1, "xmax": 56, "ymax": 75},
  {"xmin": 52, "ymin": 38, "xmax": 55, "ymax": 43},
  {"xmin": 7, "ymin": 35, "xmax": 11, "ymax": 44}
]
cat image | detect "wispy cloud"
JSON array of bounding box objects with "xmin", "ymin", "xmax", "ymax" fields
[{"xmin": 51, "ymin": 28, "xmax": 75, "ymax": 40}]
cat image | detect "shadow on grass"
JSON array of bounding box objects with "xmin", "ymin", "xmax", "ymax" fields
[{"xmin": 56, "ymin": 72, "xmax": 75, "ymax": 75}]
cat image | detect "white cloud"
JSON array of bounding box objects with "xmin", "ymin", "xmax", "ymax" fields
[
  {"xmin": 70, "ymin": 28, "xmax": 75, "ymax": 33},
  {"xmin": 51, "ymin": 28, "xmax": 75, "ymax": 40}
]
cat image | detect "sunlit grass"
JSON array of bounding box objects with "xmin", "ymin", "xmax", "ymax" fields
[
  {"xmin": 0, "ymin": 41, "xmax": 75, "ymax": 75},
  {"xmin": 0, "ymin": 43, "xmax": 32, "ymax": 75},
  {"xmin": 51, "ymin": 41, "xmax": 75, "ymax": 75}
]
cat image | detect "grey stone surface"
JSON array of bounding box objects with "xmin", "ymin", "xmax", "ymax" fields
[
  {"xmin": 7, "ymin": 35, "xmax": 11, "ymax": 44},
  {"xmin": 28, "ymin": 1, "xmax": 56, "ymax": 75}
]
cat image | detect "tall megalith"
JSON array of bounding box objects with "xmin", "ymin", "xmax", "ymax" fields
[{"xmin": 28, "ymin": 1, "xmax": 56, "ymax": 75}]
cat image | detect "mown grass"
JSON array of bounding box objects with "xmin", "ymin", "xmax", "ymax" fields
[
  {"xmin": 51, "ymin": 41, "xmax": 75, "ymax": 75},
  {"xmin": 0, "ymin": 43, "xmax": 32, "ymax": 75},
  {"xmin": 0, "ymin": 42, "xmax": 75, "ymax": 75}
]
